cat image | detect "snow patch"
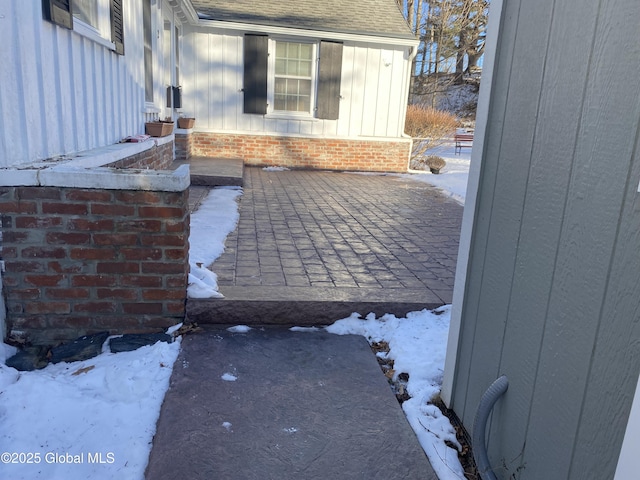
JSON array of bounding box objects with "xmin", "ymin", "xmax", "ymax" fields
[
  {"xmin": 188, "ymin": 187, "xmax": 241, "ymax": 298},
  {"xmin": 188, "ymin": 266, "xmax": 224, "ymax": 299},
  {"xmin": 221, "ymin": 373, "xmax": 238, "ymax": 382},
  {"xmin": 263, "ymin": 166, "xmax": 290, "ymax": 171},
  {"xmin": 289, "ymin": 326, "xmax": 322, "ymax": 332},
  {"xmin": 0, "ymin": 339, "xmax": 181, "ymax": 480},
  {"xmin": 227, "ymin": 325, "xmax": 252, "ymax": 333},
  {"xmin": 401, "ymin": 142, "xmax": 471, "ymax": 205},
  {"xmin": 166, "ymin": 323, "xmax": 183, "ymax": 336},
  {"xmin": 326, "ymin": 306, "xmax": 465, "ymax": 480}
]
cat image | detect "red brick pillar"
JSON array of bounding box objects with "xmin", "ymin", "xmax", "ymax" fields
[
  {"xmin": 175, "ymin": 132, "xmax": 193, "ymax": 163},
  {"xmin": 0, "ymin": 186, "xmax": 189, "ymax": 345}
]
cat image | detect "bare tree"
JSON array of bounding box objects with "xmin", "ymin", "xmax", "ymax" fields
[
  {"xmin": 398, "ymin": 0, "xmax": 489, "ymax": 92},
  {"xmin": 453, "ymin": 0, "xmax": 489, "ymax": 83}
]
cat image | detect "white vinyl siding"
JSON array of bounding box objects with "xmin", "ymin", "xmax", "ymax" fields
[
  {"xmin": 0, "ymin": 0, "xmax": 153, "ymax": 168},
  {"xmin": 182, "ymin": 28, "xmax": 411, "ymax": 139}
]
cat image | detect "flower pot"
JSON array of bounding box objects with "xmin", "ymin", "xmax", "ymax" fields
[
  {"xmin": 177, "ymin": 117, "xmax": 195, "ymax": 129},
  {"xmin": 430, "ymin": 167, "xmax": 441, "ymax": 174},
  {"xmin": 145, "ymin": 121, "xmax": 174, "ymax": 137}
]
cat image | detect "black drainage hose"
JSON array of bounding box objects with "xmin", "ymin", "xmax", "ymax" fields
[{"xmin": 472, "ymin": 375, "xmax": 509, "ymax": 480}]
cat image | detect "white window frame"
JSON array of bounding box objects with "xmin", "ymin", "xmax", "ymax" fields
[
  {"xmin": 72, "ymin": 0, "xmax": 115, "ymax": 51},
  {"xmin": 160, "ymin": 7, "xmax": 182, "ymax": 118},
  {"xmin": 266, "ymin": 38, "xmax": 318, "ymax": 118},
  {"xmin": 143, "ymin": 0, "xmax": 155, "ymax": 106}
]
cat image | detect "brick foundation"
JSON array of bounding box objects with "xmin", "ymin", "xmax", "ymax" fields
[{"xmin": 192, "ymin": 133, "xmax": 411, "ymax": 173}]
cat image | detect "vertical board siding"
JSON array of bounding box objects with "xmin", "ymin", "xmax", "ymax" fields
[
  {"xmin": 361, "ymin": 48, "xmax": 381, "ymax": 137},
  {"xmin": 452, "ymin": 0, "xmax": 640, "ymax": 478},
  {"xmin": 455, "ymin": 0, "xmax": 552, "ymax": 434},
  {"xmin": 440, "ymin": 0, "xmax": 521, "ymax": 426},
  {"xmin": 386, "ymin": 49, "xmax": 406, "ymax": 137},
  {"xmin": 0, "ymin": 0, "xmax": 16, "ymax": 162},
  {"xmin": 547, "ymin": 0, "xmax": 640, "ymax": 477},
  {"xmin": 374, "ymin": 50, "xmax": 392, "ymax": 136},
  {"xmin": 494, "ymin": 0, "xmax": 600, "ymax": 476},
  {"xmin": 522, "ymin": 0, "xmax": 632, "ymax": 474},
  {"xmin": 183, "ymin": 28, "xmax": 409, "ymax": 139},
  {"xmin": 336, "ymin": 45, "xmax": 355, "ymax": 136},
  {"xmin": 0, "ymin": 0, "xmax": 146, "ymax": 168},
  {"xmin": 233, "ymin": 36, "xmax": 250, "ymax": 131}
]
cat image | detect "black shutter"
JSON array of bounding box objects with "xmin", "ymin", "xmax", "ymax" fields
[
  {"xmin": 243, "ymin": 34, "xmax": 268, "ymax": 115},
  {"xmin": 111, "ymin": 0, "xmax": 125, "ymax": 55},
  {"xmin": 317, "ymin": 41, "xmax": 343, "ymax": 120},
  {"xmin": 42, "ymin": 0, "xmax": 73, "ymax": 29}
]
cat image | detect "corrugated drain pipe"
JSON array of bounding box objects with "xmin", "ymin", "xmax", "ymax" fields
[{"xmin": 472, "ymin": 375, "xmax": 509, "ymax": 480}]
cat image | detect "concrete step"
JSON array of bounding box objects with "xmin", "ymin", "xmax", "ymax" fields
[
  {"xmin": 187, "ymin": 286, "xmax": 444, "ymax": 326},
  {"xmin": 174, "ymin": 156, "xmax": 244, "ymax": 187},
  {"xmin": 146, "ymin": 327, "xmax": 438, "ymax": 479}
]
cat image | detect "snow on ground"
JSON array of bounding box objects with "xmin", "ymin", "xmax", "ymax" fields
[
  {"xmin": 402, "ymin": 141, "xmax": 471, "ymax": 205},
  {"xmin": 226, "ymin": 325, "xmax": 252, "ymax": 333},
  {"xmin": 323, "ymin": 307, "xmax": 466, "ymax": 480},
  {"xmin": 262, "ymin": 166, "xmax": 290, "ymax": 171},
  {"xmin": 0, "ymin": 335, "xmax": 181, "ymax": 480},
  {"xmin": 187, "ymin": 186, "xmax": 242, "ymax": 299}
]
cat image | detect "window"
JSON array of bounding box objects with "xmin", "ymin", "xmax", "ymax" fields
[
  {"xmin": 43, "ymin": 0, "xmax": 124, "ymax": 55},
  {"xmin": 72, "ymin": 0, "xmax": 98, "ymax": 28},
  {"xmin": 72, "ymin": 0, "xmax": 110, "ymax": 40},
  {"xmin": 243, "ymin": 35, "xmax": 343, "ymax": 119},
  {"xmin": 143, "ymin": 0, "xmax": 153, "ymax": 102},
  {"xmin": 273, "ymin": 42, "xmax": 314, "ymax": 113}
]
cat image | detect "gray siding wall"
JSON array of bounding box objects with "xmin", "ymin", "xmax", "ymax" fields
[{"xmin": 450, "ymin": 0, "xmax": 640, "ymax": 478}]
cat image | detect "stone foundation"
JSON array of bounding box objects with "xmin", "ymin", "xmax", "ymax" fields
[{"xmin": 191, "ymin": 133, "xmax": 411, "ymax": 173}]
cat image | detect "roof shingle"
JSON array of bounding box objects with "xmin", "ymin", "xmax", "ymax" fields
[{"xmin": 190, "ymin": 0, "xmax": 414, "ymax": 39}]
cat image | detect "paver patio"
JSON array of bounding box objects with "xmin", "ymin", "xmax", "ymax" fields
[{"xmin": 187, "ymin": 166, "xmax": 463, "ymax": 325}]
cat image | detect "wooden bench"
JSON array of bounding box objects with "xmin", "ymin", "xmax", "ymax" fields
[{"xmin": 454, "ymin": 132, "xmax": 474, "ymax": 154}]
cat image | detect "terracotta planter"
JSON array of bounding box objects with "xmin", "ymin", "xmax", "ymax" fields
[
  {"xmin": 177, "ymin": 117, "xmax": 195, "ymax": 129},
  {"xmin": 145, "ymin": 121, "xmax": 174, "ymax": 137}
]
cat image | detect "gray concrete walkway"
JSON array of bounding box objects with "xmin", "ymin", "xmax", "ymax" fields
[
  {"xmin": 146, "ymin": 327, "xmax": 439, "ymax": 480},
  {"xmin": 188, "ymin": 166, "xmax": 463, "ymax": 325}
]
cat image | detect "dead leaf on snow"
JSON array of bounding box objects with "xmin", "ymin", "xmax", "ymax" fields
[{"xmin": 72, "ymin": 365, "xmax": 95, "ymax": 376}]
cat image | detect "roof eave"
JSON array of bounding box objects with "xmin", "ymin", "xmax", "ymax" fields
[{"xmin": 195, "ymin": 18, "xmax": 419, "ymax": 47}]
